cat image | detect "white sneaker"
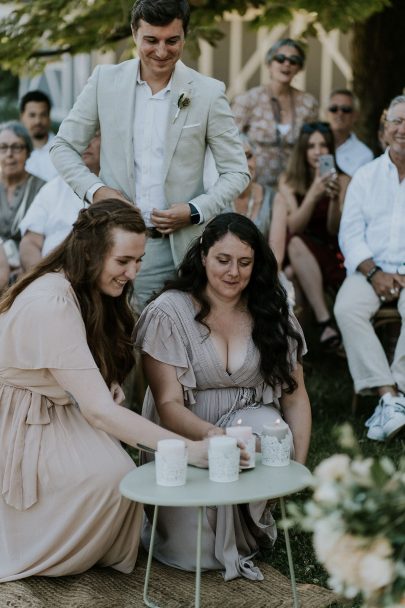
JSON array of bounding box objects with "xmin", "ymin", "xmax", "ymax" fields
[
  {"xmin": 382, "ymin": 393, "xmax": 405, "ymax": 440},
  {"xmin": 365, "ymin": 400, "xmax": 386, "ymax": 441}
]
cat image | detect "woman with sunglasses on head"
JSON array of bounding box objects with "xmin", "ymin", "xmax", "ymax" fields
[
  {"xmin": 275, "ymin": 122, "xmax": 350, "ymax": 350},
  {"xmin": 232, "ymin": 39, "xmax": 318, "ymax": 189}
]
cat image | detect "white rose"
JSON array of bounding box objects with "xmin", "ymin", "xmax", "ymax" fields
[
  {"xmin": 315, "ymin": 455, "xmax": 351, "ymax": 482},
  {"xmin": 314, "ymin": 481, "xmax": 341, "ymax": 505},
  {"xmin": 324, "ymin": 534, "xmax": 365, "ymax": 592},
  {"xmin": 358, "ymin": 538, "xmax": 394, "ymax": 595},
  {"xmin": 313, "ymin": 519, "xmax": 343, "ymax": 562}
]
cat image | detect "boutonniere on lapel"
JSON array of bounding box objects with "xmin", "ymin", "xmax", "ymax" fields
[{"xmin": 174, "ymin": 90, "xmax": 191, "ymax": 122}]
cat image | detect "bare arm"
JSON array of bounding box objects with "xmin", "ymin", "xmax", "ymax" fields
[
  {"xmin": 279, "ymin": 364, "xmax": 311, "ymax": 464},
  {"xmin": 50, "ymin": 367, "xmax": 209, "ymax": 468},
  {"xmin": 143, "ymin": 354, "xmax": 219, "ymax": 440},
  {"xmin": 269, "ymin": 192, "xmax": 288, "ymax": 268},
  {"xmin": 19, "ymin": 231, "xmax": 44, "ymax": 271}
]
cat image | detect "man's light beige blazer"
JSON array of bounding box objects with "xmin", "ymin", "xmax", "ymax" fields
[{"xmin": 50, "ymin": 58, "xmax": 249, "ymax": 265}]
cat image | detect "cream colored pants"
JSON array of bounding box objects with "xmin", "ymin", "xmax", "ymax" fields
[{"xmin": 334, "ymin": 272, "xmax": 405, "ymax": 395}]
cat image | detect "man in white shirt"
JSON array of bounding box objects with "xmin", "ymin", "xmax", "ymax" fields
[
  {"xmin": 334, "ymin": 94, "xmax": 405, "ymax": 441},
  {"xmin": 327, "ymin": 89, "xmax": 373, "ymax": 177},
  {"xmin": 20, "ymin": 90, "xmax": 58, "ymax": 182},
  {"xmin": 50, "ymin": 0, "xmax": 249, "ymax": 310},
  {"xmin": 19, "ymin": 133, "xmax": 100, "ymax": 270}
]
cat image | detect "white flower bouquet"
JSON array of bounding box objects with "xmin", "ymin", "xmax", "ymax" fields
[{"xmin": 288, "ymin": 426, "xmax": 405, "ymax": 607}]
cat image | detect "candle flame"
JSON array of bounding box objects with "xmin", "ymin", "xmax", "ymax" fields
[
  {"xmin": 237, "ymin": 418, "xmax": 242, "ymax": 426},
  {"xmin": 275, "ymin": 418, "xmax": 281, "ymax": 424}
]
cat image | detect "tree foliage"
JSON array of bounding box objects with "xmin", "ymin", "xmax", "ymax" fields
[{"xmin": 0, "ymin": 0, "xmax": 391, "ymax": 74}]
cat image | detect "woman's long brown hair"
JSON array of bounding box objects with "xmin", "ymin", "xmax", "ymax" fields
[{"xmin": 0, "ymin": 199, "xmax": 146, "ymax": 386}]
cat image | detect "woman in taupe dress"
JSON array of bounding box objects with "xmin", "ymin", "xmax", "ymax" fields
[{"xmin": 136, "ymin": 213, "xmax": 312, "ymax": 581}]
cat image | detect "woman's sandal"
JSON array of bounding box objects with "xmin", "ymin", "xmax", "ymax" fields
[{"xmin": 316, "ymin": 318, "xmax": 342, "ymax": 351}]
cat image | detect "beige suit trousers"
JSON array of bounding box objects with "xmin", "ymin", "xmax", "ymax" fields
[{"xmin": 334, "ymin": 272, "xmax": 405, "ymax": 395}]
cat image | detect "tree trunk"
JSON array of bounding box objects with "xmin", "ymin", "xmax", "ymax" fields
[{"xmin": 351, "ymin": 0, "xmax": 405, "ymax": 154}]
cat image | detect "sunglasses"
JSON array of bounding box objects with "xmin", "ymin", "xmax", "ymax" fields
[
  {"xmin": 301, "ymin": 122, "xmax": 331, "ymax": 134},
  {"xmin": 272, "ymin": 53, "xmax": 303, "ymax": 67},
  {"xmin": 328, "ymin": 105, "xmax": 353, "ymax": 114}
]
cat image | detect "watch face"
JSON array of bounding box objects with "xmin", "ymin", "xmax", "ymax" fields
[{"xmin": 398, "ymin": 263, "xmax": 405, "ymax": 276}]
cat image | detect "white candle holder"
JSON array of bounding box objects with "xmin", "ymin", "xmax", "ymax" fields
[
  {"xmin": 261, "ymin": 434, "xmax": 291, "ymax": 467},
  {"xmin": 208, "ymin": 436, "xmax": 240, "ymax": 483},
  {"xmin": 155, "ymin": 439, "xmax": 188, "ymax": 487}
]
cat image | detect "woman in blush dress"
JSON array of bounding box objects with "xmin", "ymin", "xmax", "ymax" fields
[
  {"xmin": 136, "ymin": 213, "xmax": 311, "ymax": 581},
  {"xmin": 0, "ymin": 199, "xmax": 208, "ymax": 583}
]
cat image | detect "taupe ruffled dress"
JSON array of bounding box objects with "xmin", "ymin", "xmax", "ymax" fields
[
  {"xmin": 136, "ymin": 290, "xmax": 304, "ymax": 581},
  {"xmin": 0, "ymin": 273, "xmax": 142, "ymax": 582}
]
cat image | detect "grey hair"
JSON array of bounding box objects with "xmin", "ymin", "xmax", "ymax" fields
[
  {"xmin": 265, "ymin": 38, "xmax": 305, "ymax": 66},
  {"xmin": 328, "ymin": 88, "xmax": 360, "ymax": 112},
  {"xmin": 387, "ymin": 95, "xmax": 405, "ymax": 119},
  {"xmin": 0, "ymin": 121, "xmax": 33, "ymax": 155}
]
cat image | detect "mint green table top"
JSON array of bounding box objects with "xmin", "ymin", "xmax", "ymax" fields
[{"xmin": 119, "ymin": 457, "xmax": 312, "ymax": 508}]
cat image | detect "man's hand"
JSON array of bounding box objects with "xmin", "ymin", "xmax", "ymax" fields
[
  {"xmin": 93, "ymin": 186, "xmax": 132, "ymax": 205},
  {"xmin": 150, "ymin": 203, "xmax": 191, "ymax": 234},
  {"xmin": 371, "ymin": 271, "xmax": 402, "ymax": 302}
]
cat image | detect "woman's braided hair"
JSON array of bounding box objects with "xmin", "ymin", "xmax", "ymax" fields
[{"xmin": 0, "ymin": 199, "xmax": 146, "ymax": 386}]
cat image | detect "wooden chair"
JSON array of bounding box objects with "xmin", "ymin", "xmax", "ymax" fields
[{"xmin": 351, "ymin": 304, "xmax": 401, "ymax": 414}]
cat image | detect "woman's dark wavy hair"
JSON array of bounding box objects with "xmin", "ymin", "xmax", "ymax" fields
[
  {"xmin": 284, "ymin": 121, "xmax": 337, "ymax": 196},
  {"xmin": 0, "ymin": 199, "xmax": 146, "ymax": 386},
  {"xmin": 162, "ymin": 213, "xmax": 304, "ymax": 392}
]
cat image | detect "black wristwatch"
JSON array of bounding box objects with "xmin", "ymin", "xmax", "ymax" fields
[
  {"xmin": 366, "ymin": 265, "xmax": 382, "ymax": 283},
  {"xmin": 188, "ymin": 203, "xmax": 201, "ymax": 225}
]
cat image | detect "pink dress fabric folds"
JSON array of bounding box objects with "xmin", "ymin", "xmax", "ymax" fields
[{"xmin": 0, "ymin": 273, "xmax": 142, "ymax": 582}]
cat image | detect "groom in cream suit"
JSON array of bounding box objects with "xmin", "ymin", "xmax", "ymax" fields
[{"xmin": 50, "ymin": 0, "xmax": 249, "ymax": 309}]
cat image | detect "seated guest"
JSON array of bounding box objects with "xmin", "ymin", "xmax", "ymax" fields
[
  {"xmin": 136, "ymin": 213, "xmax": 311, "ymax": 581},
  {"xmin": 0, "ymin": 199, "xmax": 209, "ymax": 582},
  {"xmin": 326, "ymin": 89, "xmax": 373, "ymax": 177},
  {"xmin": 0, "ymin": 121, "xmax": 45, "ymax": 271},
  {"xmin": 19, "ymin": 133, "xmax": 101, "ymax": 271},
  {"xmin": 0, "ymin": 243, "xmax": 10, "ymax": 291},
  {"xmin": 334, "ymin": 95, "xmax": 405, "ymax": 442},
  {"xmin": 276, "ymin": 122, "xmax": 350, "ymax": 349},
  {"xmin": 19, "ymin": 90, "xmax": 58, "ymax": 182}
]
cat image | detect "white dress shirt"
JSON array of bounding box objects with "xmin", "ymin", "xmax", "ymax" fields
[
  {"xmin": 19, "ymin": 176, "xmax": 86, "ymax": 256},
  {"xmin": 339, "ymin": 149, "xmax": 405, "ymax": 274},
  {"xmin": 25, "ymin": 133, "xmax": 59, "ymax": 182},
  {"xmin": 336, "ymin": 133, "xmax": 374, "ymax": 177}
]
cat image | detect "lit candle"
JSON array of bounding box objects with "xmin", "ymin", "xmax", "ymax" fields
[
  {"xmin": 262, "ymin": 418, "xmax": 289, "ymax": 441},
  {"xmin": 226, "ymin": 425, "xmax": 253, "ymax": 441},
  {"xmin": 226, "ymin": 422, "xmax": 256, "ymax": 468},
  {"xmin": 157, "ymin": 439, "xmax": 187, "ymax": 457}
]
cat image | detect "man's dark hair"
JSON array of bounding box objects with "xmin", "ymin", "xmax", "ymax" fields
[
  {"xmin": 20, "ymin": 90, "xmax": 51, "ymax": 115},
  {"xmin": 131, "ymin": 0, "xmax": 190, "ymax": 36}
]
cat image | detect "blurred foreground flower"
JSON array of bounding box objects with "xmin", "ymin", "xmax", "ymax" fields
[{"xmin": 288, "ymin": 430, "xmax": 405, "ymax": 607}]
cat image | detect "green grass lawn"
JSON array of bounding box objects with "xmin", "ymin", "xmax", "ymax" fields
[{"xmin": 264, "ymin": 328, "xmax": 404, "ymax": 607}]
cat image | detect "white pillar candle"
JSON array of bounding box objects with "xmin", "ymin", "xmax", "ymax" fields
[
  {"xmin": 209, "ymin": 436, "xmax": 237, "ymax": 452},
  {"xmin": 262, "ymin": 418, "xmax": 289, "ymax": 440},
  {"xmin": 155, "ymin": 439, "xmax": 188, "ymax": 486},
  {"xmin": 157, "ymin": 439, "xmax": 186, "ymax": 456},
  {"xmin": 226, "ymin": 425, "xmax": 253, "ymax": 441}
]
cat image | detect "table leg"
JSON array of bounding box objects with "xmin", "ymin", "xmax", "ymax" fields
[
  {"xmin": 194, "ymin": 506, "xmax": 203, "ymax": 608},
  {"xmin": 279, "ymin": 497, "xmax": 300, "ymax": 608},
  {"xmin": 143, "ymin": 505, "xmax": 160, "ymax": 608}
]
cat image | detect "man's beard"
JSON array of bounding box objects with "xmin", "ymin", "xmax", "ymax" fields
[{"xmin": 31, "ymin": 127, "xmax": 48, "ymax": 141}]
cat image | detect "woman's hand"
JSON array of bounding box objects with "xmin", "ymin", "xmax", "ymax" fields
[
  {"xmin": 307, "ymin": 173, "xmax": 330, "ymax": 202},
  {"xmin": 110, "ymin": 382, "xmax": 125, "ymax": 405},
  {"xmin": 325, "ymin": 171, "xmax": 340, "ymax": 199},
  {"xmin": 187, "ymin": 439, "xmax": 209, "ymax": 468}
]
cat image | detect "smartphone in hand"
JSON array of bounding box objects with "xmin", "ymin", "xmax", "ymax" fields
[{"xmin": 319, "ymin": 154, "xmax": 335, "ymax": 176}]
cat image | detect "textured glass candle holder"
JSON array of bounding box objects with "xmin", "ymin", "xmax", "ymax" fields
[
  {"xmin": 155, "ymin": 443, "xmax": 188, "ymax": 487},
  {"xmin": 208, "ymin": 436, "xmax": 240, "ymax": 482},
  {"xmin": 261, "ymin": 434, "xmax": 291, "ymax": 467}
]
